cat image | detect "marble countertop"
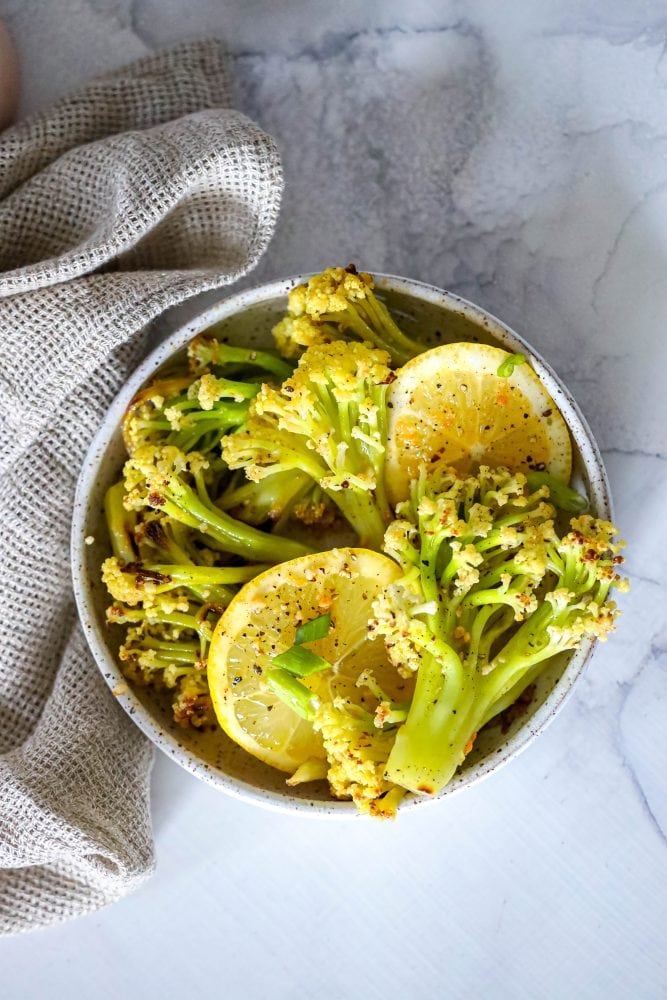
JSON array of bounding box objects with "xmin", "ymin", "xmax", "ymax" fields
[{"xmin": 2, "ymin": 1, "xmax": 666, "ymax": 996}]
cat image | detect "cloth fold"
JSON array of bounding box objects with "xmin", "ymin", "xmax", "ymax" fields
[{"xmin": 0, "ymin": 40, "xmax": 283, "ymax": 934}]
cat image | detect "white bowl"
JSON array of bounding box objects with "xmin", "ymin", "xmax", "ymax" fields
[{"xmin": 72, "ymin": 274, "xmax": 611, "ymax": 816}]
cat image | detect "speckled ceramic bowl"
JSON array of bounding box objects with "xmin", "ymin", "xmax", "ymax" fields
[{"xmin": 72, "ymin": 274, "xmax": 611, "ymax": 816}]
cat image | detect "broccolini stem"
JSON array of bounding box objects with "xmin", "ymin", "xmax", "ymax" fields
[
  {"xmin": 441, "ymin": 590, "xmax": 468, "ymax": 641},
  {"xmin": 419, "ymin": 534, "xmax": 443, "ymax": 607},
  {"xmin": 464, "ymin": 574, "xmax": 530, "ymax": 611},
  {"xmin": 193, "ymin": 466, "xmax": 215, "ymax": 508},
  {"xmin": 227, "ymin": 432, "xmax": 328, "ymax": 484},
  {"xmin": 112, "ymin": 606, "xmax": 214, "ymax": 642},
  {"xmin": 321, "ymin": 307, "xmax": 394, "ymax": 356},
  {"xmin": 135, "ymin": 639, "xmax": 201, "ymax": 664},
  {"xmin": 481, "ymin": 646, "xmax": 560, "ymax": 720},
  {"xmin": 473, "ymin": 559, "xmax": 522, "ymax": 592},
  {"xmin": 169, "ymin": 403, "xmax": 250, "ymax": 453},
  {"xmin": 480, "ymin": 661, "xmax": 545, "ymax": 728},
  {"xmin": 475, "ymin": 606, "xmax": 515, "ymax": 666},
  {"xmin": 525, "ymin": 472, "xmax": 588, "ymax": 513},
  {"xmin": 359, "ymin": 292, "xmax": 423, "ymax": 364},
  {"xmin": 321, "ymin": 295, "xmax": 421, "ymax": 365},
  {"xmin": 218, "ymin": 469, "xmax": 317, "ymax": 530},
  {"xmin": 384, "ymin": 645, "xmax": 477, "ymax": 794},
  {"xmin": 331, "ymin": 487, "xmax": 387, "ymax": 551},
  {"xmin": 286, "ymin": 759, "xmax": 329, "ymax": 785},
  {"xmin": 465, "ymin": 604, "xmax": 500, "ymax": 670},
  {"xmin": 190, "ymin": 335, "xmax": 294, "ymax": 380},
  {"xmin": 370, "ymin": 384, "xmax": 392, "ymax": 525},
  {"xmin": 150, "ymin": 475, "xmax": 313, "ymax": 563},
  {"xmin": 143, "ymin": 564, "xmax": 266, "ymax": 586},
  {"xmin": 170, "ymin": 399, "xmax": 252, "ymax": 419},
  {"xmin": 140, "ymin": 517, "xmax": 198, "ymax": 566},
  {"xmin": 105, "ymin": 481, "xmax": 137, "ymax": 564},
  {"xmin": 128, "ymin": 651, "xmax": 192, "ymax": 673},
  {"xmin": 480, "ymin": 602, "xmax": 554, "ymax": 690}
]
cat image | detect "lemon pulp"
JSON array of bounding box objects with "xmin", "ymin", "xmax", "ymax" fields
[{"xmin": 385, "ymin": 342, "xmax": 571, "ymax": 505}]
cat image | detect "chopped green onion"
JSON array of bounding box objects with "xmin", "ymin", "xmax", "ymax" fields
[
  {"xmin": 271, "ymin": 645, "xmax": 331, "ymax": 677},
  {"xmin": 496, "ymin": 353, "xmax": 527, "ymax": 378},
  {"xmin": 526, "ymin": 471, "xmax": 589, "ymax": 513},
  {"xmin": 294, "ymin": 611, "xmax": 331, "ymax": 645},
  {"xmin": 266, "ymin": 617, "xmax": 333, "ymax": 719},
  {"xmin": 266, "ymin": 668, "xmax": 318, "ymax": 720}
]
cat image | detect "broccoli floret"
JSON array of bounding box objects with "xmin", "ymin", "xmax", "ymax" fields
[
  {"xmin": 123, "ymin": 445, "xmax": 313, "ymax": 564},
  {"xmin": 112, "ymin": 607, "xmax": 217, "ymax": 729},
  {"xmin": 272, "ymin": 267, "xmax": 424, "ymax": 365},
  {"xmin": 221, "ymin": 341, "xmax": 394, "ymax": 550},
  {"xmin": 122, "ymin": 373, "xmax": 256, "ymax": 456},
  {"xmin": 257, "ymin": 601, "xmax": 411, "ymax": 817},
  {"xmin": 118, "ymin": 623, "xmax": 203, "ymax": 685},
  {"xmin": 173, "ymin": 670, "xmax": 216, "ymax": 728},
  {"xmin": 102, "ymin": 556, "xmax": 265, "ymax": 611},
  {"xmin": 371, "ymin": 467, "xmax": 628, "ymax": 795},
  {"xmin": 310, "ymin": 699, "xmax": 406, "ymax": 818},
  {"xmin": 272, "ymin": 659, "xmax": 410, "ymax": 817},
  {"xmin": 104, "ymin": 338, "xmax": 304, "ymax": 735},
  {"xmin": 110, "ymin": 598, "xmax": 215, "ymax": 673},
  {"xmin": 104, "ymin": 480, "xmax": 138, "ymax": 564},
  {"xmin": 108, "ymin": 598, "xmax": 217, "ymax": 645}
]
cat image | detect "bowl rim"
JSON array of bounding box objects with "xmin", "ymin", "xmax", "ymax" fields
[{"xmin": 72, "ymin": 272, "xmax": 611, "ymax": 818}]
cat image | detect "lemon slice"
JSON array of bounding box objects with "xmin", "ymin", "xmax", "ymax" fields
[
  {"xmin": 208, "ymin": 548, "xmax": 403, "ymax": 773},
  {"xmin": 385, "ymin": 342, "xmax": 571, "ymax": 505}
]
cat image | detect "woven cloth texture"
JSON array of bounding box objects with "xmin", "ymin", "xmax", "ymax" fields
[{"xmin": 0, "ymin": 40, "xmax": 282, "ymax": 935}]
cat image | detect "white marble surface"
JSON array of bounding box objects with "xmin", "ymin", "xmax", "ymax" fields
[{"xmin": 2, "ymin": 1, "xmax": 666, "ymax": 996}]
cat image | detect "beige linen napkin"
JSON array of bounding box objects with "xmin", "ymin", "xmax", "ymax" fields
[{"xmin": 0, "ymin": 41, "xmax": 282, "ymax": 934}]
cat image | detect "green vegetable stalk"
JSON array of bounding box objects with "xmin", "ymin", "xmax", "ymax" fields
[
  {"xmin": 123, "ymin": 445, "xmax": 313, "ymax": 564},
  {"xmin": 371, "ymin": 467, "xmax": 627, "ymax": 795},
  {"xmin": 222, "ymin": 340, "xmax": 395, "ymax": 550},
  {"xmin": 272, "ymin": 266, "xmax": 424, "ymax": 365}
]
